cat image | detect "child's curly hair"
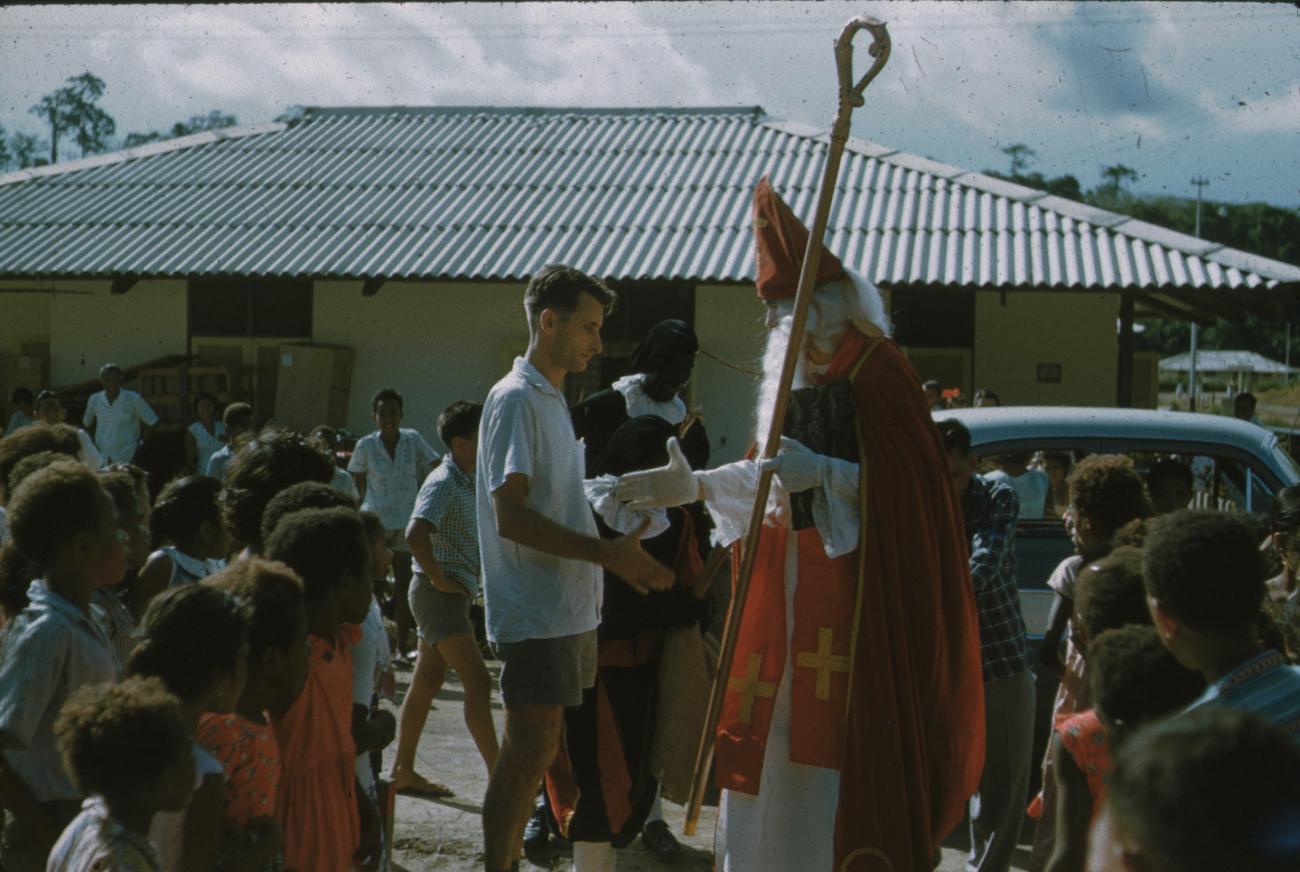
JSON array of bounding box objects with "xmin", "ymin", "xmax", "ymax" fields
[
  {"xmin": 6, "ymin": 460, "xmax": 112, "ymax": 570},
  {"xmin": 54, "ymin": 676, "xmax": 191, "ymax": 800},
  {"xmin": 150, "ymin": 474, "xmax": 222, "ymax": 546},
  {"xmin": 129, "ymin": 584, "xmax": 250, "ymax": 705},
  {"xmin": 1144, "ymin": 509, "xmax": 1263, "ymax": 634},
  {"xmin": 205, "ymin": 558, "xmax": 305, "ymax": 662},
  {"xmin": 221, "ymin": 428, "xmax": 334, "ymax": 551},
  {"xmin": 259, "ymin": 481, "xmax": 356, "ymax": 551},
  {"xmin": 0, "ymin": 425, "xmax": 82, "ymax": 502},
  {"xmin": 264, "ymin": 507, "xmax": 369, "ymax": 603},
  {"xmin": 1068, "ymin": 454, "xmax": 1152, "ymax": 535},
  {"xmin": 1074, "ymin": 546, "xmax": 1152, "ymax": 644},
  {"xmin": 1088, "ymin": 625, "xmax": 1205, "ymax": 734},
  {"xmin": 0, "ymin": 542, "xmax": 36, "ymax": 619}
]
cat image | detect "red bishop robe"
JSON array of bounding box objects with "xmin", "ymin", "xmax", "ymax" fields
[{"xmin": 714, "ymin": 328, "xmax": 985, "ymax": 871}]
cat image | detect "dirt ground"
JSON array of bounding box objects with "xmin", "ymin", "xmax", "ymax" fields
[{"xmin": 381, "ymin": 661, "xmax": 1027, "ymax": 872}]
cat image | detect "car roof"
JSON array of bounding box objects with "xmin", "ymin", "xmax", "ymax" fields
[{"xmin": 933, "ymin": 406, "xmax": 1274, "ymax": 452}]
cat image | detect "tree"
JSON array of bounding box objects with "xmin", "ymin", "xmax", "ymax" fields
[
  {"xmin": 28, "ymin": 71, "xmax": 116, "ymax": 164},
  {"xmin": 122, "ymin": 110, "xmax": 238, "ymax": 150},
  {"xmin": 1101, "ymin": 164, "xmax": 1138, "ymax": 196},
  {"xmin": 1002, "ymin": 143, "xmax": 1036, "ymax": 177},
  {"xmin": 9, "ymin": 132, "xmax": 48, "ymax": 169}
]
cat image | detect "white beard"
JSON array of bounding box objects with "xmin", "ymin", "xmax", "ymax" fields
[{"xmin": 754, "ymin": 317, "xmax": 818, "ymax": 455}]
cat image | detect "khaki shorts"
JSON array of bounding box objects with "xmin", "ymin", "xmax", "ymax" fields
[
  {"xmin": 493, "ymin": 629, "xmax": 597, "ymax": 708},
  {"xmin": 409, "ymin": 574, "xmax": 474, "ymax": 645}
]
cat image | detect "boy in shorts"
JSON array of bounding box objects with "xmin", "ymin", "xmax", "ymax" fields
[
  {"xmin": 476, "ymin": 265, "xmax": 672, "ymax": 872},
  {"xmin": 389, "ymin": 400, "xmax": 497, "ymax": 797},
  {"xmin": 348, "ymin": 388, "xmax": 438, "ymax": 661}
]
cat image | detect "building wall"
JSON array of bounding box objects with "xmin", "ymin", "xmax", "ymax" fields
[
  {"xmin": 0, "ymin": 279, "xmax": 187, "ymax": 385},
  {"xmin": 973, "ymin": 290, "xmax": 1119, "ymax": 406},
  {"xmin": 312, "ymin": 281, "xmax": 529, "ymax": 446},
  {"xmin": 693, "ymin": 284, "xmax": 767, "ymax": 465}
]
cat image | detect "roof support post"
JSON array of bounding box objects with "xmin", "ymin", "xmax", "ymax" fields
[{"xmin": 1116, "ymin": 291, "xmax": 1135, "ymax": 408}]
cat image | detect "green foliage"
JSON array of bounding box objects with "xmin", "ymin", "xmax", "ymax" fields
[
  {"xmin": 5, "ymin": 132, "xmax": 48, "ymax": 169},
  {"xmin": 28, "ymin": 71, "xmax": 116, "ymax": 164},
  {"xmin": 122, "ymin": 111, "xmax": 238, "ymax": 151}
]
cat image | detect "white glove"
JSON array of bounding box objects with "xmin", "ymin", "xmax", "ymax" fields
[
  {"xmin": 613, "ymin": 437, "xmax": 700, "ymax": 509},
  {"xmin": 758, "ymin": 437, "xmax": 828, "ymax": 494}
]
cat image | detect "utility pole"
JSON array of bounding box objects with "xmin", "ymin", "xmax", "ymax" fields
[{"xmin": 1189, "ymin": 176, "xmax": 1210, "ymax": 411}]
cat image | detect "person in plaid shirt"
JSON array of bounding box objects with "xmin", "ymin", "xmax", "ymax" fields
[{"xmin": 939, "ymin": 418, "xmax": 1035, "ymax": 872}]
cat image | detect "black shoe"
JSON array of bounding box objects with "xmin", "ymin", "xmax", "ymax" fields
[
  {"xmin": 641, "ymin": 819, "xmax": 680, "ymax": 859},
  {"xmin": 523, "ymin": 801, "xmax": 549, "ymax": 861}
]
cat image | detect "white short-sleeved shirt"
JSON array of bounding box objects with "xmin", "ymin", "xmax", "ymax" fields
[
  {"xmin": 348, "ymin": 429, "xmax": 438, "ymax": 531},
  {"xmin": 48, "ymin": 796, "xmax": 162, "ymax": 872},
  {"xmin": 352, "ymin": 596, "xmax": 391, "ymax": 790},
  {"xmin": 331, "ymin": 464, "xmax": 359, "ymax": 501},
  {"xmin": 0, "ymin": 581, "xmax": 117, "ymax": 803},
  {"xmin": 75, "ymin": 428, "xmax": 104, "ymax": 468},
  {"xmin": 205, "ymin": 444, "xmax": 233, "ymax": 482},
  {"xmin": 83, "ymin": 389, "xmax": 159, "ymax": 464},
  {"xmin": 476, "ymin": 357, "xmax": 601, "ymax": 644},
  {"xmin": 187, "ymin": 421, "xmax": 226, "ymax": 475},
  {"xmin": 983, "ymin": 468, "xmax": 1050, "ymax": 520},
  {"xmin": 149, "ymin": 742, "xmax": 223, "ymax": 872}
]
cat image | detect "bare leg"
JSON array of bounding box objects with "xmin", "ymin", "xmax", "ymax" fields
[
  {"xmin": 436, "ymin": 632, "xmax": 500, "ymax": 774},
  {"xmin": 392, "ymin": 549, "xmax": 415, "ymax": 655},
  {"xmin": 482, "ymin": 704, "xmax": 563, "ymax": 871},
  {"xmin": 389, "ymin": 640, "xmax": 448, "ymax": 790}
]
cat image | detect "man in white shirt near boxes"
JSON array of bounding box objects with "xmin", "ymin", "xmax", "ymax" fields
[
  {"xmin": 81, "ymin": 364, "xmax": 158, "ymax": 465},
  {"xmin": 476, "ymin": 264, "xmax": 673, "ymax": 872}
]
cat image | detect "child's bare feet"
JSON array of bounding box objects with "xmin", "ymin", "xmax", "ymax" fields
[{"xmin": 387, "ymin": 763, "xmax": 454, "ymax": 798}]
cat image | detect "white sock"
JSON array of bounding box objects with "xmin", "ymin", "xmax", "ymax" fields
[
  {"xmin": 646, "ymin": 788, "xmax": 664, "ymax": 824},
  {"xmin": 572, "ymin": 840, "xmax": 617, "ymax": 872}
]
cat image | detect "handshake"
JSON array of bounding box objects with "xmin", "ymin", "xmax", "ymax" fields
[{"xmin": 613, "ymin": 435, "xmax": 830, "ymax": 509}]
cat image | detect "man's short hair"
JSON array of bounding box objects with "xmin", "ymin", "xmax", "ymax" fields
[
  {"xmin": 523, "ymin": 264, "xmax": 615, "ymax": 328},
  {"xmin": 1236, "ymin": 391, "xmax": 1257, "ymax": 409},
  {"xmin": 921, "ymin": 379, "xmax": 941, "ymax": 392},
  {"xmin": 438, "ymin": 400, "xmax": 483, "ymax": 448},
  {"xmin": 1105, "ymin": 706, "xmax": 1300, "ymax": 872},
  {"xmin": 98, "ymin": 363, "xmax": 123, "ymax": 378},
  {"xmin": 1067, "ymin": 454, "xmax": 1152, "ymax": 533},
  {"xmin": 936, "ymin": 418, "xmax": 971, "ymax": 457},
  {"xmin": 371, "ymin": 387, "xmax": 403, "ymax": 413},
  {"xmin": 1143, "ymin": 509, "xmax": 1264, "ymax": 634},
  {"xmin": 10, "ymin": 387, "xmax": 33, "ymax": 405},
  {"xmin": 222, "ymin": 402, "xmax": 254, "ymax": 431}
]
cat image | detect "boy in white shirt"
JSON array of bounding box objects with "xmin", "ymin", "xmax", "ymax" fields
[
  {"xmin": 82, "ymin": 364, "xmax": 159, "ymax": 464},
  {"xmin": 348, "ymin": 388, "xmax": 438, "ymax": 660}
]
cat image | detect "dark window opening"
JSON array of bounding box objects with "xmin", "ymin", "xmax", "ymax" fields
[
  {"xmin": 189, "ymin": 279, "xmax": 313, "ymax": 338},
  {"xmin": 889, "ymin": 287, "xmax": 974, "ymax": 348}
]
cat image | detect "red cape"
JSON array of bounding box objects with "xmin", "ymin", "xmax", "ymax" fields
[{"xmin": 715, "ymin": 331, "xmax": 985, "ymax": 871}]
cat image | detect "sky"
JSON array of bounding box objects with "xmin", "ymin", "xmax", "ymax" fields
[{"xmin": 1, "ymin": 2, "xmax": 1298, "ymax": 207}]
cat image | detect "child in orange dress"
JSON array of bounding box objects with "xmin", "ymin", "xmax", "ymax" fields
[
  {"xmin": 198, "ymin": 558, "xmax": 311, "ymax": 869},
  {"xmin": 265, "ymin": 506, "xmax": 380, "ymax": 872}
]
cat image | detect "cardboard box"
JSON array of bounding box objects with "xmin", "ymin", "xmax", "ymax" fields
[{"xmin": 273, "ymin": 344, "xmax": 355, "ymax": 433}]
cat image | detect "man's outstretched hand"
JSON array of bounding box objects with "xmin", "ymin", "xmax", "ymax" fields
[
  {"xmin": 614, "ymin": 437, "xmax": 699, "ymax": 509},
  {"xmin": 599, "ymin": 516, "xmax": 674, "ymax": 594}
]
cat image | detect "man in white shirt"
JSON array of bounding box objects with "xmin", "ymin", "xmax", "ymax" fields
[
  {"xmin": 82, "ymin": 364, "xmax": 158, "ymax": 464},
  {"xmin": 477, "ymin": 264, "xmax": 673, "ymax": 872}
]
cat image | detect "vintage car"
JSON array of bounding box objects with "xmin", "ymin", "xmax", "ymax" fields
[{"xmin": 934, "ymin": 405, "xmax": 1300, "ymax": 636}]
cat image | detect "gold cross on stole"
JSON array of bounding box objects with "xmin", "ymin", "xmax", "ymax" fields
[
  {"xmin": 727, "ymin": 653, "xmax": 776, "ymax": 724},
  {"xmin": 795, "ymin": 627, "xmax": 850, "ymax": 701}
]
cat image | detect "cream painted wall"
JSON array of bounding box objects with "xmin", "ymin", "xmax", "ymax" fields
[
  {"xmin": 0, "ymin": 285, "xmax": 52, "ymax": 352},
  {"xmin": 973, "ymin": 291, "xmax": 1119, "ymax": 406},
  {"xmin": 312, "ymin": 281, "xmax": 530, "ymax": 447},
  {"xmin": 693, "ymin": 284, "xmax": 767, "ymax": 465},
  {"xmin": 46, "ymin": 280, "xmax": 188, "ymax": 385}
]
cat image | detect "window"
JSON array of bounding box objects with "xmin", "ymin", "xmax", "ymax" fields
[{"xmin": 189, "ymin": 279, "xmax": 312, "ymax": 338}]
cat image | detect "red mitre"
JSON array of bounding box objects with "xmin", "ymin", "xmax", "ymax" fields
[{"xmin": 752, "ymin": 176, "xmax": 846, "ymax": 301}]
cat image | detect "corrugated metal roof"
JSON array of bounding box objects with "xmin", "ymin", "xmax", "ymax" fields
[
  {"xmin": 1159, "ymin": 351, "xmax": 1298, "ymax": 374},
  {"xmin": 1, "ymin": 105, "xmax": 1298, "ymax": 296}
]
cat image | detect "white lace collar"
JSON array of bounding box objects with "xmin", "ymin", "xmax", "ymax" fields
[{"xmin": 612, "ymin": 374, "xmax": 687, "ymax": 425}]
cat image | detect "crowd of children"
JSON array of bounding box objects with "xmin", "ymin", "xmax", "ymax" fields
[
  {"xmin": 3, "ymin": 356, "xmax": 1300, "ymax": 872},
  {"xmin": 0, "ymin": 379, "xmax": 463, "ymax": 872}
]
